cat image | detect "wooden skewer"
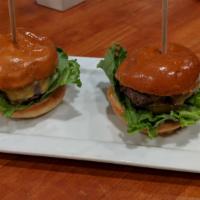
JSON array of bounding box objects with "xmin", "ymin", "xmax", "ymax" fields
[
  {"xmin": 161, "ymin": 0, "xmax": 168, "ymax": 54},
  {"xmin": 8, "ymin": 0, "xmax": 17, "ymax": 43}
]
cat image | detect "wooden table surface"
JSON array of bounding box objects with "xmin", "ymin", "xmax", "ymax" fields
[{"xmin": 0, "ymin": 0, "xmax": 200, "ymax": 199}]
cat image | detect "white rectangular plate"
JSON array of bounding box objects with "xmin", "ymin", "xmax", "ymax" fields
[{"xmin": 0, "ymin": 57, "xmax": 200, "ymax": 173}]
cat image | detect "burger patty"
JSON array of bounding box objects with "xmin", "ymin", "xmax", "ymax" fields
[
  {"xmin": 3, "ymin": 78, "xmax": 49, "ymax": 104},
  {"xmin": 120, "ymin": 86, "xmax": 192, "ymax": 113},
  {"xmin": 120, "ymin": 86, "xmax": 160, "ymax": 107}
]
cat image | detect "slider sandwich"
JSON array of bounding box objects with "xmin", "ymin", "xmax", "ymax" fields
[
  {"xmin": 98, "ymin": 44, "xmax": 200, "ymax": 137},
  {"xmin": 0, "ymin": 29, "xmax": 81, "ymax": 118}
]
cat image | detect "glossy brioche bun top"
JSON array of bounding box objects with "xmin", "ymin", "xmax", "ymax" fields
[
  {"xmin": 116, "ymin": 43, "xmax": 200, "ymax": 96},
  {"xmin": 0, "ymin": 28, "xmax": 58, "ymax": 90}
]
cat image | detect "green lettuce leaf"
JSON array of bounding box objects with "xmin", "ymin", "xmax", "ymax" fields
[
  {"xmin": 98, "ymin": 44, "xmax": 200, "ymax": 138},
  {"xmin": 97, "ymin": 44, "xmax": 127, "ymax": 85},
  {"xmin": 43, "ymin": 48, "xmax": 82, "ymax": 98},
  {"xmin": 0, "ymin": 48, "xmax": 82, "ymax": 117}
]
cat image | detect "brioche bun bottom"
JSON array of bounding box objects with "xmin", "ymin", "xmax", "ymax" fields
[
  {"xmin": 11, "ymin": 86, "xmax": 66, "ymax": 119},
  {"xmin": 107, "ymin": 86, "xmax": 180, "ymax": 136}
]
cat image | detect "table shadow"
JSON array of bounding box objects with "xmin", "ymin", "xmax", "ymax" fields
[{"xmin": 1, "ymin": 152, "xmax": 200, "ymax": 186}]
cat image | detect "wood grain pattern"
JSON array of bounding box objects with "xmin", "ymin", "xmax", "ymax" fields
[{"xmin": 0, "ymin": 0, "xmax": 200, "ymax": 199}]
